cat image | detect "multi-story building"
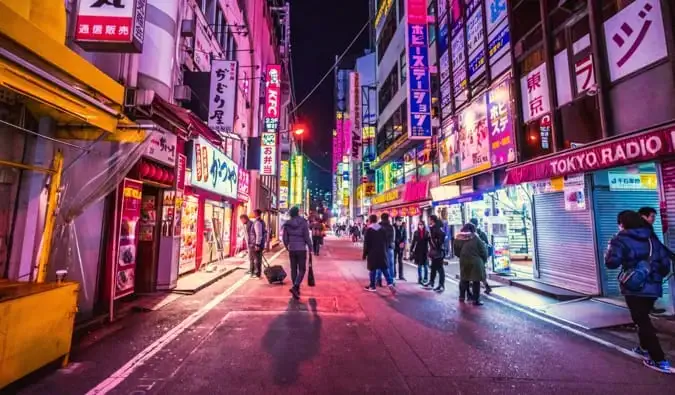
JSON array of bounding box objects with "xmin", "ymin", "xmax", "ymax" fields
[{"xmin": 0, "ymin": 0, "xmax": 290, "ymax": 318}]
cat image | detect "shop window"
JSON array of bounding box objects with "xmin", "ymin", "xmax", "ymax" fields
[
  {"xmin": 376, "ymin": 100, "xmax": 407, "ymax": 157},
  {"xmin": 400, "ymin": 50, "xmax": 407, "ymax": 85},
  {"xmin": 216, "ymin": 6, "xmax": 227, "ymax": 51}
]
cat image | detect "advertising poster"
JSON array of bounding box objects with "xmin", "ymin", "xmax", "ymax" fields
[
  {"xmin": 438, "ymin": 118, "xmax": 461, "ymax": 181},
  {"xmin": 563, "ymin": 174, "xmax": 586, "ymax": 211},
  {"xmin": 406, "ymin": 0, "xmax": 433, "ymax": 139},
  {"xmin": 485, "ymin": 0, "xmax": 508, "ymax": 33},
  {"xmin": 458, "ymin": 94, "xmax": 489, "ymax": 172},
  {"xmin": 449, "ymin": 0, "xmax": 464, "ymax": 36},
  {"xmin": 115, "ymin": 179, "xmax": 143, "ymax": 299},
  {"xmin": 487, "ymin": 76, "xmax": 516, "ymax": 166}
]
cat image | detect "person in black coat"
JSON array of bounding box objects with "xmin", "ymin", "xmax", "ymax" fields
[
  {"xmin": 410, "ymin": 220, "xmax": 430, "ymax": 284},
  {"xmin": 424, "ymin": 215, "xmax": 447, "ymax": 292},
  {"xmin": 363, "ymin": 214, "xmax": 396, "ymax": 294},
  {"xmin": 394, "ymin": 216, "xmax": 408, "ymax": 281}
]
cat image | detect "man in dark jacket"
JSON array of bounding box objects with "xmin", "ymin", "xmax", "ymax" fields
[
  {"xmin": 240, "ymin": 213, "xmax": 264, "ymax": 278},
  {"xmin": 363, "ymin": 214, "xmax": 396, "ymax": 294},
  {"xmin": 605, "ymin": 210, "xmax": 672, "ymax": 373},
  {"xmin": 394, "ymin": 217, "xmax": 407, "ymax": 281},
  {"xmin": 424, "ymin": 215, "xmax": 447, "ymax": 293},
  {"xmin": 470, "ymin": 217, "xmax": 493, "ymax": 295},
  {"xmin": 282, "ymin": 206, "xmax": 314, "ymax": 299},
  {"xmin": 377, "ymin": 213, "xmax": 395, "ymax": 286}
]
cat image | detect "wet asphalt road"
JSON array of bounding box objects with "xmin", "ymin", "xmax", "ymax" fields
[{"xmin": 10, "ymin": 237, "xmax": 675, "ymax": 394}]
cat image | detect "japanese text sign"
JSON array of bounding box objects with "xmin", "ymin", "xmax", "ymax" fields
[
  {"xmin": 114, "ymin": 178, "xmax": 143, "ymax": 299},
  {"xmin": 487, "ymin": 75, "xmax": 516, "ymax": 166},
  {"xmin": 237, "ymin": 169, "xmax": 250, "ymax": 201},
  {"xmin": 208, "ymin": 60, "xmax": 237, "ymax": 135},
  {"xmin": 75, "ymin": 0, "xmax": 147, "ymax": 53},
  {"xmin": 145, "ymin": 131, "xmax": 177, "ymax": 167},
  {"xmin": 603, "ymin": 0, "xmax": 667, "ymax": 82},
  {"xmin": 260, "ymin": 132, "xmax": 278, "ymax": 176},
  {"xmin": 520, "ymin": 63, "xmax": 551, "ymax": 122},
  {"xmin": 407, "ymin": 0, "xmax": 432, "ymax": 140},
  {"xmin": 190, "ymin": 136, "xmax": 238, "ymax": 199},
  {"xmin": 264, "ymin": 64, "xmax": 282, "ymax": 132}
]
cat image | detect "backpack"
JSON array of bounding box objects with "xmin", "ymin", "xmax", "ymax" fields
[{"xmin": 618, "ymin": 239, "xmax": 653, "ymax": 292}]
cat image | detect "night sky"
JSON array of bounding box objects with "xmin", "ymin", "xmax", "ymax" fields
[{"xmin": 290, "ymin": 0, "xmax": 370, "ymax": 194}]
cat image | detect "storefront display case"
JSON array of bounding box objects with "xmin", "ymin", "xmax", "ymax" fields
[{"xmin": 179, "ymin": 195, "xmax": 198, "ymax": 274}]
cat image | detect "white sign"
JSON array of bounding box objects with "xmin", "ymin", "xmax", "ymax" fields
[
  {"xmin": 604, "ymin": 0, "xmax": 667, "ymax": 82},
  {"xmin": 190, "ymin": 136, "xmax": 238, "ymax": 199},
  {"xmin": 74, "ymin": 0, "xmax": 147, "ymax": 52},
  {"xmin": 194, "ymin": 18, "xmax": 211, "ymax": 72},
  {"xmin": 208, "ymin": 60, "xmax": 238, "ymax": 134},
  {"xmin": 466, "ymin": 8, "xmax": 484, "ymax": 55},
  {"xmin": 574, "ymin": 54, "xmax": 596, "ymax": 94},
  {"xmin": 451, "ymin": 33, "xmax": 465, "ymax": 71},
  {"xmin": 440, "ymin": 50, "xmax": 451, "ymax": 82},
  {"xmin": 520, "ymin": 63, "xmax": 551, "ymax": 122},
  {"xmin": 563, "ymin": 174, "xmax": 586, "ymax": 211},
  {"xmin": 146, "ymin": 131, "xmax": 177, "ymax": 167},
  {"xmin": 485, "ymin": 0, "xmax": 508, "ymax": 33},
  {"xmin": 554, "ymin": 50, "xmax": 573, "ymax": 106},
  {"xmin": 260, "ymin": 132, "xmax": 277, "ymax": 176}
]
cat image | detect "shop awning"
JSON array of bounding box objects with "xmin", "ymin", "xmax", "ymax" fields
[{"xmin": 504, "ymin": 126, "xmax": 675, "ymax": 185}]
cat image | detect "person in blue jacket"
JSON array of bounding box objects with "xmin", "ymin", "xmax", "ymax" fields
[{"xmin": 605, "ymin": 210, "xmax": 672, "ymax": 374}]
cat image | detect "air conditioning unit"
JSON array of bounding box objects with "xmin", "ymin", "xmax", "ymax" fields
[
  {"xmin": 174, "ymin": 85, "xmax": 192, "ymax": 102},
  {"xmin": 181, "ymin": 19, "xmax": 196, "ymax": 38}
]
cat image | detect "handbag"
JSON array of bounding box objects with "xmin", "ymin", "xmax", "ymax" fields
[
  {"xmin": 307, "ymin": 253, "xmax": 316, "ymax": 287},
  {"xmin": 618, "ymin": 239, "xmax": 653, "ymax": 292}
]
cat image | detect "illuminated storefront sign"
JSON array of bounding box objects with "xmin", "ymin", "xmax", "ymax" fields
[
  {"xmin": 74, "ymin": 0, "xmax": 147, "ymax": 53},
  {"xmin": 349, "ymin": 72, "xmax": 362, "ymax": 160},
  {"xmin": 280, "ymin": 160, "xmax": 289, "ymax": 209},
  {"xmin": 237, "ymin": 169, "xmax": 250, "ymax": 202},
  {"xmin": 291, "ymin": 155, "xmax": 304, "ymax": 206},
  {"xmin": 189, "ymin": 136, "xmax": 238, "ymax": 199},
  {"xmin": 372, "ymin": 189, "xmax": 400, "ymax": 205},
  {"xmin": 260, "ymin": 132, "xmax": 277, "ymax": 176},
  {"xmin": 208, "ymin": 60, "xmax": 238, "ymax": 134},
  {"xmin": 264, "ymin": 64, "xmax": 281, "ymax": 131},
  {"xmin": 406, "ymin": 0, "xmax": 432, "ymax": 139}
]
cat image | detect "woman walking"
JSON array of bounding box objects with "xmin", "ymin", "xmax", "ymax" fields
[
  {"xmin": 424, "ymin": 215, "xmax": 446, "ymax": 293},
  {"xmin": 454, "ymin": 223, "xmax": 488, "ymax": 305},
  {"xmin": 410, "ymin": 220, "xmax": 430, "ymax": 284},
  {"xmin": 605, "ymin": 210, "xmax": 672, "ymax": 373}
]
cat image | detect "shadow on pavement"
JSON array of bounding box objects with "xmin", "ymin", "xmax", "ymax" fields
[{"xmin": 261, "ymin": 297, "xmax": 322, "ymax": 386}]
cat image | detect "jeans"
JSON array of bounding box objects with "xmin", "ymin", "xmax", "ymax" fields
[
  {"xmin": 394, "ymin": 247, "xmax": 405, "ymax": 278},
  {"xmin": 625, "ymin": 295, "xmax": 665, "ymax": 362},
  {"xmin": 312, "ymin": 236, "xmax": 321, "ymax": 255},
  {"xmin": 460, "ymin": 281, "xmax": 481, "ymax": 301},
  {"xmin": 289, "ymin": 250, "xmax": 307, "ymax": 289},
  {"xmin": 429, "ymin": 257, "xmax": 445, "ymax": 287},
  {"xmin": 370, "ymin": 267, "xmax": 394, "ymax": 287},
  {"xmin": 377, "ymin": 248, "xmax": 395, "ymax": 283},
  {"xmin": 249, "ymin": 246, "xmax": 262, "ymax": 276},
  {"xmin": 417, "ymin": 261, "xmax": 429, "ymax": 283}
]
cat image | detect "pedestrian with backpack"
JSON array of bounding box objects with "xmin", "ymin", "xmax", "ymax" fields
[
  {"xmin": 605, "ymin": 210, "xmax": 673, "ymax": 373},
  {"xmin": 282, "ymin": 207, "xmax": 314, "ymax": 300}
]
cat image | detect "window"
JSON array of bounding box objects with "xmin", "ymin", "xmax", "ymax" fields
[
  {"xmin": 377, "ymin": 7, "xmax": 397, "ymax": 63},
  {"xmin": 227, "ymin": 34, "xmax": 237, "ymax": 61},
  {"xmin": 216, "ymin": 6, "xmax": 227, "ymax": 51},
  {"xmin": 378, "ymin": 66, "xmax": 399, "ymax": 112},
  {"xmin": 428, "ymin": 2, "xmax": 436, "ymax": 44},
  {"xmin": 376, "ymin": 100, "xmax": 407, "ymax": 157},
  {"xmin": 398, "ymin": 0, "xmax": 404, "ymax": 22},
  {"xmin": 601, "ymin": 0, "xmax": 637, "ymax": 21},
  {"xmin": 511, "ymin": 0, "xmax": 541, "ymax": 47},
  {"xmin": 399, "ymin": 50, "xmax": 407, "ymax": 85}
]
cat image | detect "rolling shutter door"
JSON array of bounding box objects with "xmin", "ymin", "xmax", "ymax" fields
[
  {"xmin": 593, "ymin": 188, "xmax": 663, "ymax": 296},
  {"xmin": 533, "ymin": 181, "xmax": 599, "ymax": 295}
]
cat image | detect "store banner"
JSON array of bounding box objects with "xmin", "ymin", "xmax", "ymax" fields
[
  {"xmin": 451, "ymin": 33, "xmax": 467, "ymax": 101},
  {"xmin": 608, "ymin": 171, "xmax": 657, "ymax": 191},
  {"xmin": 506, "ymin": 126, "xmax": 675, "ymax": 184},
  {"xmin": 175, "ymin": 154, "xmax": 186, "ymax": 191},
  {"xmin": 260, "ymin": 132, "xmax": 277, "ymax": 176},
  {"xmin": 406, "ymin": 0, "xmax": 432, "ymax": 140},
  {"xmin": 563, "ymin": 174, "xmax": 586, "ymax": 211},
  {"xmin": 145, "ymin": 131, "xmax": 177, "ymax": 167},
  {"xmin": 74, "ymin": 0, "xmax": 147, "ymax": 53},
  {"xmin": 487, "ymin": 75, "xmax": 516, "ymax": 166},
  {"xmin": 466, "ymin": 7, "xmax": 485, "ymax": 81},
  {"xmin": 190, "ymin": 136, "xmax": 238, "ymax": 199},
  {"xmin": 208, "ymin": 60, "xmax": 238, "ymax": 134},
  {"xmin": 520, "ymin": 63, "xmax": 551, "ymax": 122},
  {"xmin": 264, "ymin": 64, "xmax": 282, "ymax": 132},
  {"xmin": 603, "ymin": 0, "xmax": 667, "ymax": 82},
  {"xmin": 115, "ymin": 179, "xmax": 143, "ymax": 299},
  {"xmin": 237, "ymin": 169, "xmax": 250, "ymax": 201}
]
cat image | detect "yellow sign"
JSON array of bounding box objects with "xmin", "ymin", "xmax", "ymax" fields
[
  {"xmin": 374, "ymin": 0, "xmax": 393, "ymax": 28},
  {"xmin": 440, "ymin": 162, "xmax": 491, "ymax": 184},
  {"xmin": 123, "ymin": 186, "xmax": 142, "ymax": 200},
  {"xmin": 280, "ymin": 160, "xmax": 289, "ymax": 182},
  {"xmin": 372, "ymin": 189, "xmax": 400, "ymax": 205}
]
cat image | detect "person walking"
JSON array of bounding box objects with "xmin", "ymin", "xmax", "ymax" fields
[
  {"xmin": 376, "ymin": 213, "xmax": 396, "ymax": 287},
  {"xmin": 282, "ymin": 207, "xmax": 314, "ymax": 300},
  {"xmin": 454, "ymin": 222, "xmax": 488, "ymax": 305},
  {"xmin": 240, "ymin": 212, "xmax": 265, "ymax": 279},
  {"xmin": 605, "ymin": 210, "xmax": 673, "ymax": 373},
  {"xmin": 394, "ymin": 217, "xmax": 407, "ymax": 281},
  {"xmin": 363, "ymin": 214, "xmax": 396, "ymax": 294},
  {"xmin": 469, "ymin": 218, "xmax": 493, "ymax": 295},
  {"xmin": 410, "ymin": 220, "xmax": 430, "ymax": 284},
  {"xmin": 424, "ymin": 215, "xmax": 447, "ymax": 293},
  {"xmin": 310, "ymin": 218, "xmax": 323, "ymax": 256},
  {"xmin": 638, "ymin": 206, "xmax": 671, "ymax": 315}
]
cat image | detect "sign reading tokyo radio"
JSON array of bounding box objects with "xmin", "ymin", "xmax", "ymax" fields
[
  {"xmin": 406, "ymin": 0, "xmax": 432, "ymax": 140},
  {"xmin": 190, "ymin": 137, "xmax": 238, "ymax": 199},
  {"xmin": 75, "ymin": 0, "xmax": 147, "ymax": 53},
  {"xmin": 264, "ymin": 65, "xmax": 282, "ymax": 132},
  {"xmin": 208, "ymin": 60, "xmax": 237, "ymax": 134},
  {"xmin": 260, "ymin": 132, "xmax": 278, "ymax": 176}
]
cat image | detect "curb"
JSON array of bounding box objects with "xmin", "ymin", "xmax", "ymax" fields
[{"xmin": 172, "ymin": 266, "xmax": 243, "ymax": 295}]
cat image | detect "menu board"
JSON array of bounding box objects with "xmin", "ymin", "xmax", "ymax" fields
[
  {"xmin": 179, "ymin": 195, "xmax": 199, "ymax": 274},
  {"xmin": 115, "ymin": 179, "xmax": 142, "ymax": 299},
  {"xmin": 139, "ymin": 195, "xmax": 156, "ymax": 242}
]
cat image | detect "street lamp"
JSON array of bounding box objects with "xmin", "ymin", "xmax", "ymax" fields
[{"xmin": 292, "ymin": 124, "xmax": 307, "ymax": 154}]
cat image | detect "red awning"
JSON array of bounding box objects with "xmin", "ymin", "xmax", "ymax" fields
[{"xmin": 505, "ymin": 126, "xmax": 675, "ymax": 184}]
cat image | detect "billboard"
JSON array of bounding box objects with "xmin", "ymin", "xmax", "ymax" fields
[
  {"xmin": 208, "ymin": 60, "xmax": 238, "ymax": 134},
  {"xmin": 74, "ymin": 0, "xmax": 147, "ymax": 53},
  {"xmin": 260, "ymin": 65, "xmax": 281, "ymax": 176},
  {"xmin": 406, "ymin": 0, "xmax": 432, "ymax": 139},
  {"xmin": 189, "ymin": 136, "xmax": 238, "ymax": 199},
  {"xmin": 260, "ymin": 132, "xmax": 277, "ymax": 176},
  {"xmin": 349, "ymin": 72, "xmax": 362, "ymax": 160},
  {"xmin": 290, "ymin": 155, "xmax": 304, "ymax": 206}
]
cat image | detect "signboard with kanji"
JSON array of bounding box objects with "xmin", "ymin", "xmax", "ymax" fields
[
  {"xmin": 208, "ymin": 60, "xmax": 238, "ymax": 135},
  {"xmin": 520, "ymin": 63, "xmax": 551, "ymax": 122},
  {"xmin": 260, "ymin": 132, "xmax": 277, "ymax": 176},
  {"xmin": 74, "ymin": 0, "xmax": 147, "ymax": 52},
  {"xmin": 406, "ymin": 0, "xmax": 432, "ymax": 140}
]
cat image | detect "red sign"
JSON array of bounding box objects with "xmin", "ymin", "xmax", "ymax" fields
[
  {"xmin": 403, "ymin": 180, "xmax": 429, "ymax": 202},
  {"xmin": 506, "ymin": 127, "xmax": 675, "ymax": 184},
  {"xmin": 75, "ymin": 0, "xmax": 147, "ymax": 53},
  {"xmin": 264, "ymin": 65, "xmax": 281, "ymax": 127},
  {"xmin": 115, "ymin": 179, "xmax": 143, "ymax": 299},
  {"xmin": 407, "ymin": 0, "xmax": 428, "ymax": 25},
  {"xmin": 175, "ymin": 154, "xmax": 186, "ymax": 191},
  {"xmin": 237, "ymin": 169, "xmax": 250, "ymax": 201}
]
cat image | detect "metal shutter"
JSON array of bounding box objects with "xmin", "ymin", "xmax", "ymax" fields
[
  {"xmin": 593, "ymin": 188, "xmax": 663, "ymax": 296},
  {"xmin": 533, "ymin": 183, "xmax": 599, "ymax": 295}
]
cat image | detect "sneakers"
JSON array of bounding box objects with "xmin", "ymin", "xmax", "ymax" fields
[
  {"xmin": 364, "ymin": 285, "xmax": 377, "ymax": 292},
  {"xmin": 422, "ymin": 283, "xmax": 434, "ymax": 290},
  {"xmin": 643, "ymin": 359, "xmax": 674, "ymax": 374},
  {"xmin": 388, "ymin": 284, "xmax": 397, "ymax": 295},
  {"xmin": 434, "ymin": 286, "xmax": 445, "ymax": 293},
  {"xmin": 289, "ymin": 287, "xmax": 300, "ymax": 300},
  {"xmin": 632, "ymin": 347, "xmax": 650, "ymax": 360}
]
